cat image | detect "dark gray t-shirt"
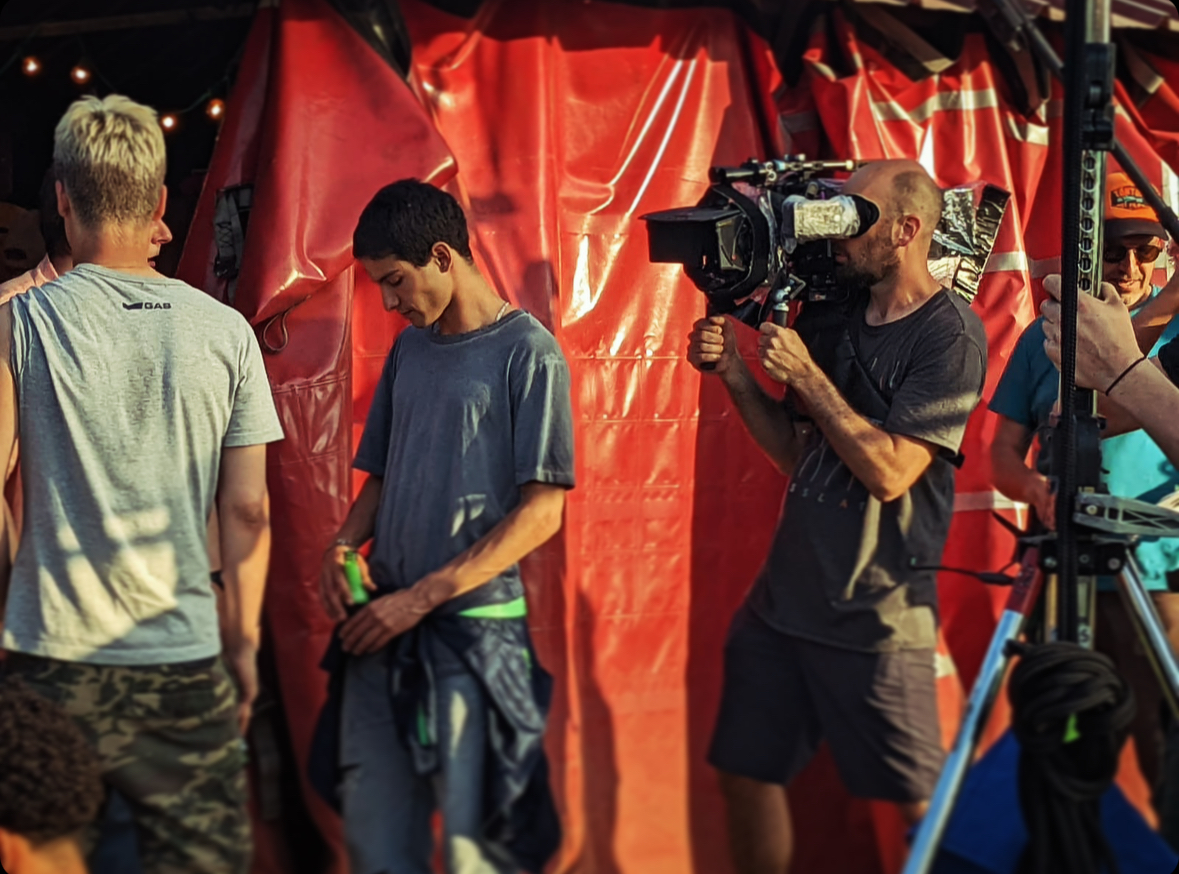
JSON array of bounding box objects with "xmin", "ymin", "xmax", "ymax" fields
[
  {"xmin": 747, "ymin": 289, "xmax": 987, "ymax": 652},
  {"xmin": 354, "ymin": 310, "xmax": 575, "ymax": 614}
]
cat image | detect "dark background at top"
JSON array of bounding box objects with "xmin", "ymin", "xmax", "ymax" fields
[
  {"xmin": 0, "ymin": 0, "xmax": 255, "ymax": 275},
  {"xmin": 1, "ymin": 0, "xmax": 1178, "ymax": 276}
]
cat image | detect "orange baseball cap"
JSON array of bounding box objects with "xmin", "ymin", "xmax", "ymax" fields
[{"xmin": 1105, "ymin": 171, "xmax": 1166, "ymax": 240}]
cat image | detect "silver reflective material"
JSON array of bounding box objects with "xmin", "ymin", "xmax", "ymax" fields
[{"xmin": 930, "ymin": 182, "xmax": 1011, "ymax": 302}]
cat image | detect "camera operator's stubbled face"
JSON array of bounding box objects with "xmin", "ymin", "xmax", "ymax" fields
[
  {"xmin": 1102, "ymin": 233, "xmax": 1162, "ymax": 309},
  {"xmin": 832, "ymin": 217, "xmax": 899, "ymax": 288},
  {"xmin": 830, "ymin": 169, "xmax": 905, "ymax": 288},
  {"xmin": 360, "ymin": 245, "xmax": 456, "ymax": 328}
]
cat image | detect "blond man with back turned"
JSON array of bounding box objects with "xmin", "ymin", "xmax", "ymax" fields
[{"xmin": 0, "ymin": 95, "xmax": 283, "ymax": 874}]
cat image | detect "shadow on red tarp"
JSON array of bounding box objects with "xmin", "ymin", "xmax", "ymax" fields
[{"xmin": 178, "ymin": 2, "xmax": 1179, "ymax": 872}]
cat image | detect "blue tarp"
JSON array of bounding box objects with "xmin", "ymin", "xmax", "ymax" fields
[{"xmin": 933, "ymin": 732, "xmax": 1178, "ymax": 874}]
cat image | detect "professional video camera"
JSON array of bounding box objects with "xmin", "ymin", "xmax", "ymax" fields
[
  {"xmin": 640, "ymin": 154, "xmax": 1009, "ymax": 331},
  {"xmin": 640, "ymin": 157, "xmax": 869, "ymax": 328}
]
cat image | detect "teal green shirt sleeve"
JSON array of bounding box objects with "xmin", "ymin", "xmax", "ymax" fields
[{"xmin": 989, "ymin": 320, "xmax": 1041, "ymax": 429}]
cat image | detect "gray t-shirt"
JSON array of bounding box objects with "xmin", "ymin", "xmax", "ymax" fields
[
  {"xmin": 1, "ymin": 264, "xmax": 283, "ymax": 665},
  {"xmin": 747, "ymin": 289, "xmax": 987, "ymax": 652},
  {"xmin": 354, "ymin": 310, "xmax": 575, "ymax": 614}
]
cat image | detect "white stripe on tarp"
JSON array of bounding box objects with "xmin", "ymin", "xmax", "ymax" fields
[
  {"xmin": 954, "ymin": 490, "xmax": 1027, "ymax": 512},
  {"xmin": 871, "ymin": 89, "xmax": 1001, "ymax": 123},
  {"xmin": 918, "ymin": 125, "xmax": 935, "ymax": 176},
  {"xmin": 984, "ymin": 251, "xmax": 1030, "ymax": 274},
  {"xmin": 1005, "ymin": 113, "xmax": 1050, "ymax": 146},
  {"xmin": 807, "ymin": 59, "xmax": 838, "ymax": 81},
  {"xmin": 872, "ymin": 90, "xmax": 1048, "ymax": 145},
  {"xmin": 1163, "ymin": 163, "xmax": 1179, "ymax": 210},
  {"xmin": 935, "ymin": 650, "xmax": 958, "ymax": 680},
  {"xmin": 1031, "ymin": 256, "xmax": 1062, "ymax": 279},
  {"xmin": 1164, "ymin": 163, "xmax": 1178, "ymax": 281},
  {"xmin": 1120, "ymin": 39, "xmax": 1165, "ymax": 95}
]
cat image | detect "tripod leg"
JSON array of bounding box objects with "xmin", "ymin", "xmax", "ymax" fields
[
  {"xmin": 902, "ymin": 550, "xmax": 1046, "ymax": 874},
  {"xmin": 1115, "ymin": 555, "xmax": 1179, "ymax": 718}
]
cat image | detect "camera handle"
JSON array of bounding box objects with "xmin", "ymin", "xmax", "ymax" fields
[{"xmin": 697, "ymin": 280, "xmax": 796, "ymax": 371}]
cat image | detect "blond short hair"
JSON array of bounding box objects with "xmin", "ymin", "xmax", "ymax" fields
[{"xmin": 53, "ymin": 95, "xmax": 166, "ymax": 228}]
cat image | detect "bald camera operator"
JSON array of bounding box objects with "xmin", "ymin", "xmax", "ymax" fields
[{"xmin": 688, "ymin": 159, "xmax": 987, "ymax": 873}]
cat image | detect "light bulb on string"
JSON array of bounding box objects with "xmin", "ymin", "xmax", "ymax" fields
[
  {"xmin": 160, "ymin": 113, "xmax": 179, "ymax": 133},
  {"xmin": 21, "ymin": 56, "xmax": 41, "ymax": 77},
  {"xmin": 70, "ymin": 64, "xmax": 92, "ymax": 86},
  {"xmin": 205, "ymin": 98, "xmax": 226, "ymax": 122}
]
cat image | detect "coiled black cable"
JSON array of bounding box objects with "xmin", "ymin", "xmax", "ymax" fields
[{"xmin": 1008, "ymin": 642, "xmax": 1136, "ymax": 874}]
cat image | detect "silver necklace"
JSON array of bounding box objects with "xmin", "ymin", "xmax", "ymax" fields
[{"xmin": 433, "ymin": 300, "xmax": 511, "ymax": 335}]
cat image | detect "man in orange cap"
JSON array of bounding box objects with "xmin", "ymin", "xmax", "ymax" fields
[
  {"xmin": 990, "ymin": 169, "xmax": 1179, "ymax": 837},
  {"xmin": 1103, "ymin": 171, "xmax": 1171, "ymax": 314}
]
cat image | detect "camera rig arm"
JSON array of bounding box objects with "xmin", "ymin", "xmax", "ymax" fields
[
  {"xmin": 1042, "ymin": 0, "xmax": 1114, "ymax": 643},
  {"xmin": 708, "ymin": 157, "xmax": 858, "ymax": 186}
]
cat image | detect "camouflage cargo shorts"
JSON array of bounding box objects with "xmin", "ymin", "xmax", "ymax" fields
[{"xmin": 3, "ymin": 652, "xmax": 251, "ymax": 874}]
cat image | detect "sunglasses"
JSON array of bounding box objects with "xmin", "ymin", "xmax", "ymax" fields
[{"xmin": 1103, "ymin": 242, "xmax": 1163, "ymax": 264}]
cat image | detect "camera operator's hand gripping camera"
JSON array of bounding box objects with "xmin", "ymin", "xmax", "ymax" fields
[{"xmin": 640, "ymin": 156, "xmax": 878, "ymax": 367}]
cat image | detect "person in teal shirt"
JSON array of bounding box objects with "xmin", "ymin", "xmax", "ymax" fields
[
  {"xmin": 991, "ymin": 296, "xmax": 1179, "ymax": 587},
  {"xmin": 989, "ymin": 171, "xmax": 1179, "ymax": 843}
]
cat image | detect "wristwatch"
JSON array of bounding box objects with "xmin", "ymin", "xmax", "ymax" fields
[{"xmin": 332, "ymin": 537, "xmax": 358, "ymax": 550}]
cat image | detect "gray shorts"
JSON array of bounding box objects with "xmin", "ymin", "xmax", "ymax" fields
[{"xmin": 707, "ymin": 604, "xmax": 944, "ymax": 803}]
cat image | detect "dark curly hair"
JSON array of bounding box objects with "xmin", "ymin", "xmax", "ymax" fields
[
  {"xmin": 0, "ymin": 677, "xmax": 104, "ymax": 844},
  {"xmin": 353, "ymin": 179, "xmax": 473, "ymax": 265}
]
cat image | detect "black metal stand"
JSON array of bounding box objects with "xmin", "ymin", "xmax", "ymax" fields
[
  {"xmin": 903, "ymin": 499, "xmax": 1179, "ymax": 874},
  {"xmin": 903, "ymin": 1, "xmax": 1179, "ymax": 869}
]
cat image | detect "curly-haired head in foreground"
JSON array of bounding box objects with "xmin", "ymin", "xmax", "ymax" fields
[{"xmin": 0, "ymin": 677, "xmax": 104, "ymax": 874}]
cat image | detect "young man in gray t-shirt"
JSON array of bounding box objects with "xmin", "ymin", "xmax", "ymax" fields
[
  {"xmin": 320, "ymin": 180, "xmax": 574, "ymax": 873},
  {"xmin": 0, "ymin": 96, "xmax": 282, "ymax": 874}
]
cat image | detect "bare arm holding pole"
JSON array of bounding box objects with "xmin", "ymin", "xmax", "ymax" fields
[{"xmin": 1043, "ymin": 276, "xmax": 1179, "ymax": 468}]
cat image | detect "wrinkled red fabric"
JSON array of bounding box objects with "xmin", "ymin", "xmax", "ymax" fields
[
  {"xmin": 177, "ymin": 3, "xmax": 454, "ymax": 872},
  {"xmin": 798, "ymin": 14, "xmax": 1049, "ymax": 696},
  {"xmin": 398, "ymin": 4, "xmax": 865, "ymax": 870},
  {"xmin": 1119, "ymin": 46, "xmax": 1179, "ymax": 175},
  {"xmin": 179, "ymin": 3, "xmax": 1179, "ymax": 872}
]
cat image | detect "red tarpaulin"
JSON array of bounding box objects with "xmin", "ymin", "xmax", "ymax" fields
[
  {"xmin": 178, "ymin": 2, "xmax": 1179, "ymax": 872},
  {"xmin": 178, "ymin": 2, "xmax": 455, "ymax": 870}
]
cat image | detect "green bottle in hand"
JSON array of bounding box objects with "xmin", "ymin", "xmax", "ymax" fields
[{"xmin": 344, "ymin": 551, "xmax": 369, "ymax": 606}]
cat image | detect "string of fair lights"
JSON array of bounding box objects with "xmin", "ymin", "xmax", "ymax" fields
[{"xmin": 8, "ymin": 43, "xmax": 230, "ymax": 134}]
